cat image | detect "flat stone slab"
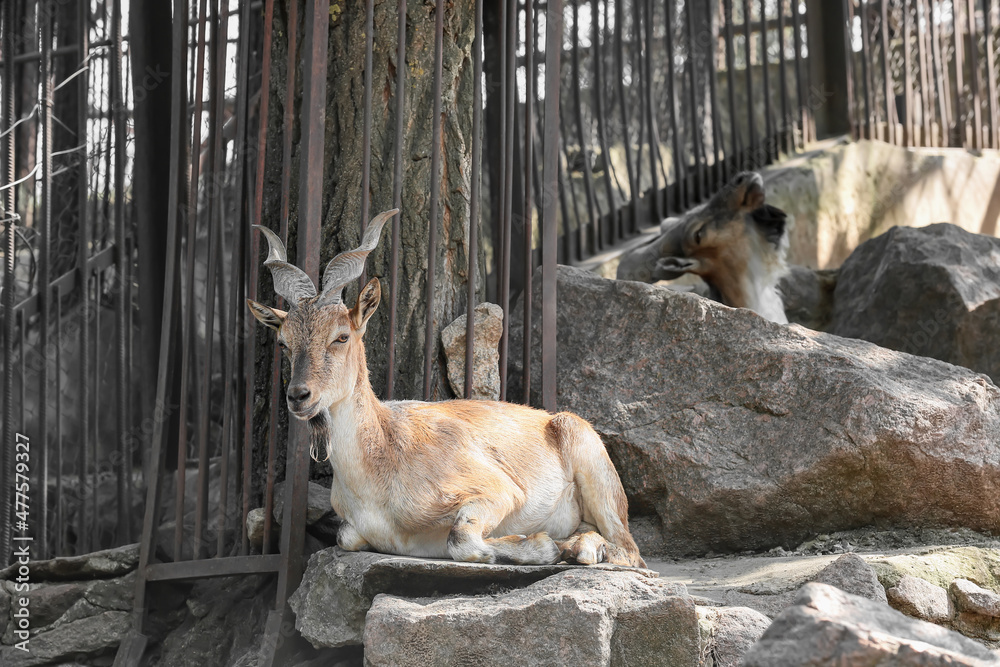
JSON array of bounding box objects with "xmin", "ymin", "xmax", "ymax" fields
[
  {"xmin": 364, "ymin": 569, "xmax": 696, "ymax": 667},
  {"xmin": 0, "ymin": 544, "xmax": 139, "ymax": 582},
  {"xmin": 289, "ymin": 547, "xmax": 659, "ymax": 649}
]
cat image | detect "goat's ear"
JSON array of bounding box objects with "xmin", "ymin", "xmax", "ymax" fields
[
  {"xmin": 247, "ymin": 299, "xmax": 287, "ymax": 331},
  {"xmin": 750, "ymin": 204, "xmax": 788, "ymax": 250},
  {"xmin": 351, "ymin": 278, "xmax": 381, "ymax": 333}
]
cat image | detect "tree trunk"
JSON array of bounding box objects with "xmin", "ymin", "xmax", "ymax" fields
[{"xmin": 129, "ymin": 0, "xmax": 174, "ymax": 466}]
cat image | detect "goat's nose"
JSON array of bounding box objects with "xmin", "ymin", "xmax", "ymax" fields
[{"xmin": 287, "ymin": 384, "xmax": 311, "ymax": 402}]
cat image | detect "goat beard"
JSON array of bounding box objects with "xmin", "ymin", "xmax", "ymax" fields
[{"xmin": 308, "ymin": 408, "xmax": 333, "ymax": 463}]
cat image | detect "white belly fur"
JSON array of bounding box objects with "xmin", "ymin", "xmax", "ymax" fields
[{"xmin": 331, "ymin": 475, "xmax": 584, "ymax": 558}]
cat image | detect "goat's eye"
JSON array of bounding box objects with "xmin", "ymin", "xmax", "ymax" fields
[
  {"xmin": 277, "ymin": 340, "xmax": 287, "ymax": 350},
  {"xmin": 694, "ymin": 229, "xmax": 703, "ymax": 245},
  {"xmin": 333, "ymin": 334, "xmax": 350, "ymax": 345}
]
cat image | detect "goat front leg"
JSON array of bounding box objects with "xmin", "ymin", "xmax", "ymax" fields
[
  {"xmin": 447, "ymin": 502, "xmax": 560, "ymax": 566},
  {"xmin": 337, "ymin": 521, "xmax": 371, "ymax": 552}
]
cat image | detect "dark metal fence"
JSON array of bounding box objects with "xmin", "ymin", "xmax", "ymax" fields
[
  {"xmin": 0, "ymin": 0, "xmax": 136, "ymax": 565},
  {"xmin": 844, "ymin": 0, "xmax": 1000, "ymax": 150}
]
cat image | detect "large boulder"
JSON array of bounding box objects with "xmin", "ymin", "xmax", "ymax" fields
[
  {"xmin": 829, "ymin": 223, "xmax": 1000, "ymax": 383},
  {"xmin": 288, "ymin": 547, "xmax": 658, "ymax": 649},
  {"xmin": 511, "ymin": 266, "xmax": 1000, "ymax": 556},
  {"xmin": 743, "ymin": 583, "xmax": 1000, "ymax": 666},
  {"xmin": 362, "ymin": 569, "xmax": 697, "ymax": 667}
]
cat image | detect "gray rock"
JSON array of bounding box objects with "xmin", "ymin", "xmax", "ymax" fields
[
  {"xmin": 151, "ymin": 575, "xmax": 272, "ymax": 667},
  {"xmin": 272, "ymin": 480, "xmax": 336, "ymax": 527},
  {"xmin": 0, "ymin": 586, "xmax": 9, "ymax": 639},
  {"xmin": 812, "ymin": 553, "xmax": 888, "ymax": 604},
  {"xmin": 510, "ymin": 266, "xmax": 1000, "ymax": 556},
  {"xmin": 363, "ymin": 569, "xmax": 696, "ymax": 667},
  {"xmin": 829, "ymin": 223, "xmax": 1000, "ymax": 383},
  {"xmin": 246, "ymin": 508, "xmax": 268, "ymax": 549},
  {"xmin": 743, "ymin": 582, "xmax": 1000, "ymax": 666},
  {"xmin": 440, "ymin": 302, "xmax": 504, "ymax": 400},
  {"xmin": 951, "ymin": 579, "xmax": 1000, "ymax": 641},
  {"xmin": 952, "ymin": 579, "xmax": 1000, "ymax": 618},
  {"xmin": 888, "ymin": 575, "xmax": 951, "ymax": 624},
  {"xmin": 0, "ymin": 543, "xmax": 139, "ymax": 582},
  {"xmin": 697, "ymin": 606, "xmax": 771, "ymax": 667},
  {"xmin": 288, "ymin": 547, "xmax": 659, "ymax": 649},
  {"xmin": 778, "ymin": 266, "xmax": 838, "ymax": 331},
  {"xmin": 0, "ymin": 610, "xmax": 131, "ymax": 667}
]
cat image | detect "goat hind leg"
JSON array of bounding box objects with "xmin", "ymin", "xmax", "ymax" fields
[{"xmin": 447, "ymin": 502, "xmax": 559, "ymax": 565}]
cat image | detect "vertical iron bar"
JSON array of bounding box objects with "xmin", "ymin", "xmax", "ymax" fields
[
  {"xmin": 542, "ymin": 0, "xmax": 562, "ymax": 413},
  {"xmin": 194, "ymin": 0, "xmax": 229, "ymax": 561},
  {"xmin": 761, "ymin": 0, "xmax": 774, "ymax": 162},
  {"xmin": 387, "ymin": 0, "xmax": 406, "ymax": 399},
  {"xmin": 422, "ymin": 0, "xmax": 445, "ymax": 400},
  {"xmin": 707, "ymin": 2, "xmax": 723, "ymax": 187},
  {"xmin": 903, "ymin": 0, "xmax": 913, "ymax": 146},
  {"xmin": 92, "ymin": 276, "xmax": 100, "ymax": 549},
  {"xmin": 0, "ymin": 0, "xmax": 14, "ymax": 566},
  {"xmin": 778, "ymin": 0, "xmax": 792, "ymax": 150},
  {"xmin": 954, "ymin": 0, "xmax": 967, "ymax": 146},
  {"xmin": 245, "ymin": 0, "xmax": 274, "ymax": 555},
  {"xmin": 724, "ymin": 0, "xmax": 740, "ymax": 181},
  {"xmin": 38, "ymin": 0, "xmax": 54, "ymax": 559},
  {"xmin": 465, "ymin": 0, "xmax": 483, "ymax": 399},
  {"xmin": 881, "ymin": 0, "xmax": 895, "ymax": 144},
  {"xmin": 522, "ymin": 0, "xmax": 534, "ymax": 404},
  {"xmin": 642, "ymin": 0, "xmax": 661, "ymax": 221},
  {"xmin": 176, "ymin": 0, "xmax": 211, "ymax": 562},
  {"xmin": 132, "ymin": 0, "xmax": 189, "ymax": 625},
  {"xmin": 359, "ymin": 0, "xmax": 375, "ymax": 287},
  {"xmin": 112, "ymin": 0, "xmax": 129, "ymax": 546},
  {"xmin": 687, "ymin": 1, "xmax": 706, "ymax": 197},
  {"xmin": 967, "ymin": 0, "xmax": 983, "ymax": 148},
  {"xmin": 499, "ymin": 0, "xmax": 515, "ymax": 401},
  {"xmin": 860, "ymin": 0, "xmax": 873, "ymax": 139},
  {"xmin": 743, "ymin": 0, "xmax": 757, "ymax": 166},
  {"xmin": 274, "ymin": 0, "xmax": 329, "ymax": 617},
  {"xmin": 614, "ymin": 0, "xmax": 637, "ymax": 230},
  {"xmin": 631, "ymin": 0, "xmax": 646, "ymax": 231},
  {"xmin": 791, "ymin": 0, "xmax": 806, "ymax": 146},
  {"xmin": 592, "ymin": 0, "xmax": 617, "ymax": 224},
  {"xmin": 55, "ymin": 291, "xmax": 63, "ymax": 555},
  {"xmin": 218, "ymin": 0, "xmax": 255, "ymax": 559},
  {"xmin": 571, "ymin": 3, "xmax": 597, "ymax": 257},
  {"xmin": 985, "ymin": 0, "xmax": 998, "ymax": 148},
  {"xmin": 76, "ymin": 0, "xmax": 92, "ymax": 556},
  {"xmin": 917, "ymin": 0, "xmax": 931, "ymax": 144},
  {"xmin": 666, "ymin": 0, "xmax": 685, "ymax": 211}
]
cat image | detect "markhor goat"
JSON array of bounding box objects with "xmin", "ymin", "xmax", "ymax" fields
[
  {"xmin": 247, "ymin": 211, "xmax": 645, "ymax": 568},
  {"xmin": 617, "ymin": 172, "xmax": 790, "ymax": 323}
]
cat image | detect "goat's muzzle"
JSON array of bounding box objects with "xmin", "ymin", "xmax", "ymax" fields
[{"xmin": 287, "ymin": 385, "xmax": 319, "ymax": 420}]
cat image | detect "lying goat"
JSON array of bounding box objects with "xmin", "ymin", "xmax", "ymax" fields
[
  {"xmin": 247, "ymin": 211, "xmax": 645, "ymax": 568},
  {"xmin": 617, "ymin": 172, "xmax": 790, "ymax": 323}
]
